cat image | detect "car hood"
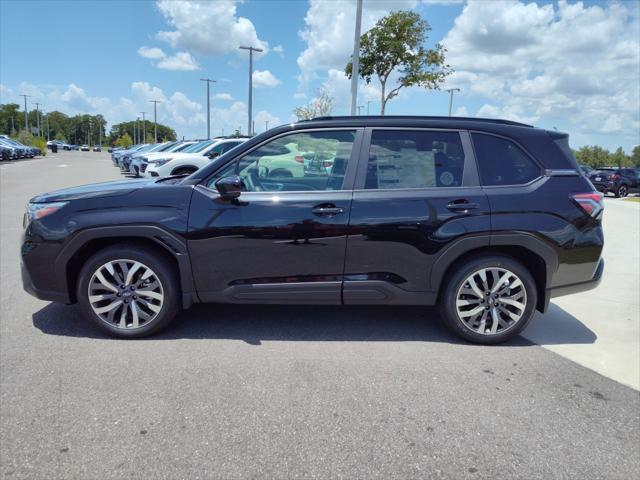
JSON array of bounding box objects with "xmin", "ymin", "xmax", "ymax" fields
[{"xmin": 30, "ymin": 179, "xmax": 153, "ymax": 203}]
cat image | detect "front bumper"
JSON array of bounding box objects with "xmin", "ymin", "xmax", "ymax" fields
[{"xmin": 21, "ymin": 260, "xmax": 70, "ymax": 304}]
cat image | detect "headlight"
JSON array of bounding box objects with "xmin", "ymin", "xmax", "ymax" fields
[
  {"xmin": 149, "ymin": 158, "xmax": 172, "ymax": 166},
  {"xmin": 26, "ymin": 201, "xmax": 68, "ymax": 221}
]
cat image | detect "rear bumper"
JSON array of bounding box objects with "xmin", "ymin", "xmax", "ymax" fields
[{"xmin": 549, "ymin": 257, "xmax": 604, "ymax": 299}]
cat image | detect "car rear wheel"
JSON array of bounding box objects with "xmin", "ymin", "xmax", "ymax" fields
[
  {"xmin": 615, "ymin": 184, "xmax": 628, "ymax": 198},
  {"xmin": 439, "ymin": 254, "xmax": 537, "ymax": 344},
  {"xmin": 77, "ymin": 244, "xmax": 180, "ymax": 338}
]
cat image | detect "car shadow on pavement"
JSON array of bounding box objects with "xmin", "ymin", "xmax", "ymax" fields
[{"xmin": 32, "ymin": 301, "xmax": 596, "ymax": 346}]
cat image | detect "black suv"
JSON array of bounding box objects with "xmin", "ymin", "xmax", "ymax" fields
[
  {"xmin": 21, "ymin": 116, "xmax": 604, "ymax": 344},
  {"xmin": 588, "ymin": 167, "xmax": 638, "ymax": 198}
]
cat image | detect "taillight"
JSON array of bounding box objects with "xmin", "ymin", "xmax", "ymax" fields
[
  {"xmin": 610, "ymin": 173, "xmax": 620, "ymax": 180},
  {"xmin": 572, "ymin": 192, "xmax": 604, "ymax": 217},
  {"xmin": 294, "ymin": 156, "xmax": 305, "ymax": 164}
]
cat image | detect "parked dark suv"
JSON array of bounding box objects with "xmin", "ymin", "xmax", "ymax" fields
[
  {"xmin": 588, "ymin": 167, "xmax": 638, "ymax": 198},
  {"xmin": 21, "ymin": 116, "xmax": 605, "ymax": 343}
]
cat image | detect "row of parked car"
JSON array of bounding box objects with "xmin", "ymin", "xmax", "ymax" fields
[
  {"xmin": 46, "ymin": 140, "xmax": 102, "ymax": 152},
  {"xmin": 0, "ymin": 135, "xmax": 42, "ymax": 160},
  {"xmin": 111, "ymin": 137, "xmax": 248, "ymax": 178}
]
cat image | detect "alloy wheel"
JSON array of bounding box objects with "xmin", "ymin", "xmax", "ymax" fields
[
  {"xmin": 88, "ymin": 259, "xmax": 164, "ymax": 330},
  {"xmin": 455, "ymin": 267, "xmax": 527, "ymax": 335},
  {"xmin": 619, "ymin": 186, "xmax": 628, "ymax": 197}
]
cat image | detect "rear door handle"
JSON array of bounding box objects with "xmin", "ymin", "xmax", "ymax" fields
[
  {"xmin": 312, "ymin": 205, "xmax": 344, "ymax": 216},
  {"xmin": 447, "ymin": 200, "xmax": 479, "ymax": 212}
]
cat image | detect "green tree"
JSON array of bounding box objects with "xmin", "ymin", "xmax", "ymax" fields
[
  {"xmin": 115, "ymin": 133, "xmax": 133, "ymax": 148},
  {"xmin": 610, "ymin": 147, "xmax": 630, "ymax": 168},
  {"xmin": 345, "ymin": 10, "xmax": 451, "ymax": 115},
  {"xmin": 293, "ymin": 88, "xmax": 334, "ymax": 121},
  {"xmin": 631, "ymin": 146, "xmax": 640, "ymax": 167}
]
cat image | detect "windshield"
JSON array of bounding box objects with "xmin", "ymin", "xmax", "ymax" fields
[{"xmin": 171, "ymin": 142, "xmax": 194, "ymax": 152}]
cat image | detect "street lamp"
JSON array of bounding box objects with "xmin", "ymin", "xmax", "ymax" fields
[
  {"xmin": 32, "ymin": 102, "xmax": 41, "ymax": 136},
  {"xmin": 149, "ymin": 100, "xmax": 161, "ymax": 142},
  {"xmin": 140, "ymin": 112, "xmax": 146, "ymax": 143},
  {"xmin": 350, "ymin": 0, "xmax": 363, "ymax": 116},
  {"xmin": 200, "ymin": 78, "xmax": 216, "ymax": 139},
  {"xmin": 446, "ymin": 88, "xmax": 460, "ymax": 116},
  {"xmin": 239, "ymin": 45, "xmax": 263, "ymax": 136},
  {"xmin": 20, "ymin": 94, "xmax": 30, "ymax": 135}
]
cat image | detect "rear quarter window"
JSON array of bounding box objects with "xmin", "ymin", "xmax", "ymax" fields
[{"xmin": 471, "ymin": 133, "xmax": 541, "ymax": 186}]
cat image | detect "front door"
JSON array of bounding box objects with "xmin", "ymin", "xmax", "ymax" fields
[
  {"xmin": 187, "ymin": 129, "xmax": 362, "ymax": 304},
  {"xmin": 343, "ymin": 128, "xmax": 491, "ymax": 304}
]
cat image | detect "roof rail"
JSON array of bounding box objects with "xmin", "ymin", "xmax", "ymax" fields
[{"xmin": 306, "ymin": 115, "xmax": 533, "ymax": 128}]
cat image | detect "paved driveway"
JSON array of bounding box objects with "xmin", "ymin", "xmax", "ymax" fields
[{"xmin": 1, "ymin": 152, "xmax": 638, "ymax": 479}]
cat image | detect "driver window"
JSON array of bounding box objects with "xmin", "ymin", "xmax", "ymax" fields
[{"xmin": 208, "ymin": 130, "xmax": 356, "ymax": 192}]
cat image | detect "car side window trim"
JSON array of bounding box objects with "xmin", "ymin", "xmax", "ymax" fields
[
  {"xmin": 468, "ymin": 130, "xmax": 544, "ymax": 188},
  {"xmin": 200, "ymin": 127, "xmax": 364, "ymax": 193},
  {"xmin": 353, "ymin": 127, "xmax": 480, "ymax": 191}
]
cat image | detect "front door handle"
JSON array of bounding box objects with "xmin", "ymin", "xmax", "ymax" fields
[
  {"xmin": 447, "ymin": 200, "xmax": 479, "ymax": 212},
  {"xmin": 312, "ymin": 204, "xmax": 345, "ymax": 216}
]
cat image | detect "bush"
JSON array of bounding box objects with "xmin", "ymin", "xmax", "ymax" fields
[
  {"xmin": 33, "ymin": 137, "xmax": 47, "ymax": 156},
  {"xmin": 115, "ymin": 133, "xmax": 133, "ymax": 148}
]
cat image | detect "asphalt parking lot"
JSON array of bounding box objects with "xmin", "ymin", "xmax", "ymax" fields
[{"xmin": 1, "ymin": 151, "xmax": 639, "ymax": 479}]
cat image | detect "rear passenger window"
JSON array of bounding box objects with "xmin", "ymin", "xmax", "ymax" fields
[
  {"xmin": 472, "ymin": 133, "xmax": 541, "ymax": 186},
  {"xmin": 365, "ymin": 130, "xmax": 465, "ymax": 189}
]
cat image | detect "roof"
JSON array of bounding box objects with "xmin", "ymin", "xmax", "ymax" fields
[{"xmin": 306, "ymin": 115, "xmax": 533, "ymax": 128}]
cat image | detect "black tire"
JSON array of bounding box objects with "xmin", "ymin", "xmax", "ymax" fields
[
  {"xmin": 77, "ymin": 244, "xmax": 180, "ymax": 338},
  {"xmin": 615, "ymin": 184, "xmax": 628, "ymax": 198},
  {"xmin": 172, "ymin": 167, "xmax": 197, "ymax": 176},
  {"xmin": 439, "ymin": 254, "xmax": 537, "ymax": 344}
]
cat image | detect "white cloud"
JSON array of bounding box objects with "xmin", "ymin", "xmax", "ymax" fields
[
  {"xmin": 252, "ymin": 70, "xmax": 281, "ymax": 88},
  {"xmin": 137, "ymin": 45, "xmax": 199, "ymax": 71},
  {"xmin": 453, "ymin": 106, "xmax": 468, "ymax": 116},
  {"xmin": 155, "ymin": 0, "xmax": 267, "ymax": 56},
  {"xmin": 137, "ymin": 46, "xmax": 166, "ymax": 60},
  {"xmin": 443, "ymin": 0, "xmax": 640, "ymax": 144},
  {"xmin": 156, "ymin": 51, "xmax": 200, "ymax": 71},
  {"xmin": 296, "ymin": 0, "xmax": 417, "ymax": 87},
  {"xmin": 273, "ymin": 45, "xmax": 284, "ymax": 55},
  {"xmin": 214, "ymin": 93, "xmax": 233, "ymax": 101},
  {"xmin": 254, "ymin": 110, "xmax": 281, "ymax": 133}
]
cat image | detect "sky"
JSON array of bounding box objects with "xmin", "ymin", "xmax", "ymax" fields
[{"xmin": 0, "ymin": 0, "xmax": 638, "ymax": 152}]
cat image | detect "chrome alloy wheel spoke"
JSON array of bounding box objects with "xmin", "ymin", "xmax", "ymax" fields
[
  {"xmin": 88, "ymin": 259, "xmax": 164, "ymax": 330},
  {"xmin": 456, "ymin": 267, "xmax": 527, "ymax": 335}
]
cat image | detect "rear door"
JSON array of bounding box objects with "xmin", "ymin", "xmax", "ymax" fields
[{"xmin": 343, "ymin": 128, "xmax": 491, "ymax": 304}]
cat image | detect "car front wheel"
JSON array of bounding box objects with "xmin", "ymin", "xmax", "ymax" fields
[
  {"xmin": 439, "ymin": 254, "xmax": 537, "ymax": 344},
  {"xmin": 77, "ymin": 244, "xmax": 180, "ymax": 338}
]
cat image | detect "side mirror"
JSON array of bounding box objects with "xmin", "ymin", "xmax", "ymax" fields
[{"xmin": 215, "ymin": 175, "xmax": 242, "ymax": 200}]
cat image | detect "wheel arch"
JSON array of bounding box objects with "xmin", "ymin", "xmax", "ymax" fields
[
  {"xmin": 56, "ymin": 226, "xmax": 196, "ymax": 308},
  {"xmin": 171, "ymin": 165, "xmax": 198, "ymax": 175},
  {"xmin": 431, "ymin": 233, "xmax": 557, "ymax": 313}
]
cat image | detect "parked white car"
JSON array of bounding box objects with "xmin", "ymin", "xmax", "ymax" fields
[
  {"xmin": 130, "ymin": 141, "xmax": 197, "ymax": 176},
  {"xmin": 143, "ymin": 138, "xmax": 247, "ymax": 178}
]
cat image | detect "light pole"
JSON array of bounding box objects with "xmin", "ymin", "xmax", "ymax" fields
[
  {"xmin": 140, "ymin": 112, "xmax": 146, "ymax": 143},
  {"xmin": 200, "ymin": 78, "xmax": 216, "ymax": 139},
  {"xmin": 32, "ymin": 102, "xmax": 41, "ymax": 136},
  {"xmin": 20, "ymin": 94, "xmax": 30, "ymax": 135},
  {"xmin": 446, "ymin": 88, "xmax": 460, "ymax": 116},
  {"xmin": 133, "ymin": 118, "xmax": 137, "ymax": 144},
  {"xmin": 356, "ymin": 105, "xmax": 364, "ymax": 115},
  {"xmin": 45, "ymin": 112, "xmax": 50, "ymax": 141},
  {"xmin": 149, "ymin": 100, "xmax": 161, "ymax": 142},
  {"xmin": 88, "ymin": 119, "xmax": 92, "ymax": 145},
  {"xmin": 350, "ymin": 0, "xmax": 363, "ymax": 116},
  {"xmin": 265, "ymin": 120, "xmax": 269, "ymax": 132},
  {"xmin": 239, "ymin": 45, "xmax": 263, "ymax": 136},
  {"xmin": 367, "ymin": 100, "xmax": 372, "ymax": 115}
]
